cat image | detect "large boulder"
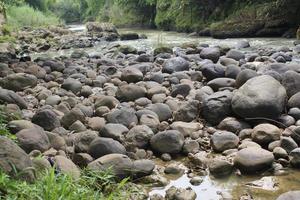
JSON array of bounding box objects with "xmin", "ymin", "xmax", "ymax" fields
[
  {"xmin": 88, "ymin": 137, "xmax": 126, "ymax": 159},
  {"xmin": 150, "ymin": 130, "xmax": 184, "ymax": 154},
  {"xmin": 276, "ymin": 191, "xmax": 300, "ymax": 200},
  {"xmin": 0, "ymin": 88, "xmax": 27, "ymax": 109},
  {"xmin": 0, "ymin": 136, "xmax": 35, "ymax": 181},
  {"xmin": 232, "ymin": 75, "xmax": 287, "ymax": 119},
  {"xmin": 234, "ymin": 147, "xmax": 274, "ymax": 174},
  {"xmin": 201, "ymin": 90, "xmax": 233, "ymax": 125},
  {"xmin": 162, "ymin": 57, "xmax": 190, "ymax": 73},
  {"xmin": 0, "ymin": 73, "xmax": 37, "ymax": 91},
  {"xmin": 16, "ymin": 128, "xmax": 50, "ymax": 153}
]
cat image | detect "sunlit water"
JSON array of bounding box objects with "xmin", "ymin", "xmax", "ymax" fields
[{"xmin": 34, "ymin": 25, "xmax": 300, "ymax": 199}]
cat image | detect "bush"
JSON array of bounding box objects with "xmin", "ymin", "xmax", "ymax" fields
[{"xmin": 6, "ymin": 5, "xmax": 61, "ymax": 29}]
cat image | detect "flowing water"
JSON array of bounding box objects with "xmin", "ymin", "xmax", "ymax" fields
[{"xmin": 39, "ymin": 25, "xmax": 300, "ymax": 199}]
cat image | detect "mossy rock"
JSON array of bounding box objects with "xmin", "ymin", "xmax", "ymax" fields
[
  {"xmin": 210, "ymin": 20, "xmax": 265, "ymax": 39},
  {"xmin": 118, "ymin": 45, "xmax": 137, "ymax": 55},
  {"xmin": 154, "ymin": 46, "xmax": 172, "ymax": 56}
]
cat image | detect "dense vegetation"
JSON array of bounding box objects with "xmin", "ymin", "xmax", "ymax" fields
[{"xmin": 1, "ymin": 0, "xmax": 300, "ymax": 37}]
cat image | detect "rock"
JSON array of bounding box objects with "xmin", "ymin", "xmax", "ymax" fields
[
  {"xmin": 209, "ymin": 159, "xmax": 233, "ymax": 177},
  {"xmin": 116, "ymin": 84, "xmax": 146, "ymax": 102},
  {"xmin": 201, "ymin": 64, "xmax": 225, "ymax": 81},
  {"xmin": 217, "ymin": 117, "xmax": 250, "ymax": 134},
  {"xmin": 132, "ymin": 159, "xmax": 155, "ymax": 178},
  {"xmin": 236, "ymin": 40, "xmax": 250, "ymax": 48},
  {"xmin": 100, "ymin": 123, "xmax": 128, "ymax": 141},
  {"xmin": 171, "ymin": 84, "xmax": 192, "ymax": 97},
  {"xmin": 69, "ymin": 120, "xmax": 87, "ymax": 132},
  {"xmin": 32, "ymin": 109, "xmax": 60, "ymax": 131},
  {"xmin": 190, "ymin": 176, "xmax": 203, "ymax": 186},
  {"xmin": 54, "ymin": 155, "xmax": 80, "ymax": 179},
  {"xmin": 252, "ymin": 124, "xmax": 281, "ymax": 146},
  {"xmin": 162, "ymin": 57, "xmax": 190, "ymax": 73},
  {"xmin": 225, "ymin": 65, "xmax": 241, "ymax": 79},
  {"xmin": 288, "ymin": 92, "xmax": 300, "ymax": 108},
  {"xmin": 45, "ymin": 95, "xmax": 61, "ymax": 106},
  {"xmin": 95, "ymin": 96, "xmax": 119, "ymax": 109},
  {"xmin": 276, "ymin": 191, "xmax": 300, "ymax": 200},
  {"xmin": 118, "ymin": 45, "xmax": 137, "ymax": 54},
  {"xmin": 226, "ymin": 49, "xmax": 245, "ymax": 61},
  {"xmin": 232, "ymin": 75, "xmax": 287, "ymax": 119},
  {"xmin": 87, "ymin": 154, "xmax": 133, "ymax": 179},
  {"xmin": 211, "ymin": 131, "xmax": 239, "ymax": 152},
  {"xmin": 170, "ymin": 122, "xmax": 202, "ymax": 137},
  {"xmin": 16, "ymin": 128, "xmax": 50, "ymax": 153},
  {"xmin": 201, "ymin": 90, "xmax": 233, "ymax": 125},
  {"xmin": 165, "ymin": 186, "xmax": 197, "ymax": 200},
  {"xmin": 7, "ymin": 120, "xmax": 36, "ymax": 134},
  {"xmin": 74, "ymin": 130, "xmax": 98, "ymax": 153},
  {"xmin": 200, "ymin": 47, "xmax": 220, "ymax": 63},
  {"xmin": 0, "ymin": 88, "xmax": 27, "ymax": 109},
  {"xmin": 207, "ymin": 78, "xmax": 235, "ymax": 91},
  {"xmin": 106, "ymin": 107, "xmax": 138, "ymax": 127},
  {"xmin": 61, "ymin": 78, "xmax": 82, "ymax": 94},
  {"xmin": 86, "ymin": 22, "xmax": 117, "ymax": 33},
  {"xmin": 290, "ymin": 148, "xmax": 300, "ymax": 168},
  {"xmin": 121, "ymin": 67, "xmax": 143, "ymax": 83},
  {"xmin": 46, "ymin": 131, "xmax": 66, "ymax": 151},
  {"xmin": 61, "ymin": 108, "xmax": 85, "ymax": 129},
  {"xmin": 126, "ymin": 125, "xmax": 154, "ymax": 148},
  {"xmin": 0, "ymin": 73, "xmax": 37, "ymax": 91},
  {"xmin": 87, "ymin": 117, "xmax": 106, "ymax": 131},
  {"xmin": 120, "ymin": 33, "xmax": 139, "ymax": 40},
  {"xmin": 183, "ymin": 140, "xmax": 200, "ymax": 154},
  {"xmin": 280, "ymin": 137, "xmax": 298, "ymax": 153},
  {"xmin": 147, "ymin": 103, "xmax": 172, "ymax": 122},
  {"xmin": 164, "ymin": 163, "xmax": 184, "ymax": 175},
  {"xmin": 154, "ymin": 46, "xmax": 172, "ymax": 55},
  {"xmin": 234, "ymin": 147, "xmax": 274, "ymax": 174},
  {"xmin": 0, "ymin": 136, "xmax": 35, "ymax": 181},
  {"xmin": 150, "ymin": 130, "xmax": 184, "ymax": 154},
  {"xmin": 174, "ymin": 100, "xmax": 199, "ymax": 122},
  {"xmin": 282, "ymin": 70, "xmax": 300, "ymax": 97},
  {"xmin": 273, "ymin": 147, "xmax": 288, "ymax": 159},
  {"xmin": 73, "ymin": 153, "xmax": 93, "ymax": 168},
  {"xmin": 88, "ymin": 137, "xmax": 126, "ymax": 159},
  {"xmin": 235, "ymin": 69, "xmax": 258, "ymax": 88}
]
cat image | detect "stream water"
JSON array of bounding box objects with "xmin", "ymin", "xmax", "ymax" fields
[{"xmin": 42, "ymin": 25, "xmax": 300, "ymax": 199}]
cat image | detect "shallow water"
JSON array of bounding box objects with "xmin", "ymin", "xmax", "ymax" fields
[{"xmin": 31, "ymin": 25, "xmax": 296, "ymax": 59}]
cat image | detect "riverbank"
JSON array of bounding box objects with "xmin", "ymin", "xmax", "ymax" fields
[{"xmin": 1, "ymin": 24, "xmax": 300, "ymax": 200}]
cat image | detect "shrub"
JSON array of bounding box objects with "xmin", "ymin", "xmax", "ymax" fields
[{"xmin": 6, "ymin": 5, "xmax": 61, "ymax": 29}]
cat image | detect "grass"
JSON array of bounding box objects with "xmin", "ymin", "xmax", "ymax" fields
[
  {"xmin": 0, "ymin": 167, "xmax": 138, "ymax": 200},
  {"xmin": 0, "ymin": 108, "xmax": 17, "ymax": 141},
  {"xmin": 6, "ymin": 5, "xmax": 61, "ymax": 30}
]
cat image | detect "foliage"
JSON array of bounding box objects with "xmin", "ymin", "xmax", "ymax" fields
[
  {"xmin": 0, "ymin": 108, "xmax": 17, "ymax": 141},
  {"xmin": 0, "ymin": 168, "xmax": 135, "ymax": 200},
  {"xmin": 6, "ymin": 5, "xmax": 61, "ymax": 29}
]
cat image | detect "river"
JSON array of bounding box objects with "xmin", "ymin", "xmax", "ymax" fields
[{"xmin": 43, "ymin": 25, "xmax": 300, "ymax": 200}]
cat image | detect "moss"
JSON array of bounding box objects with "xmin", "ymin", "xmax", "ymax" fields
[{"xmin": 0, "ymin": 35, "xmax": 16, "ymax": 43}]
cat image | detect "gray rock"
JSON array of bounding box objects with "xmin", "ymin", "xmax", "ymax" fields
[
  {"xmin": 209, "ymin": 159, "xmax": 233, "ymax": 178},
  {"xmin": 126, "ymin": 125, "xmax": 154, "ymax": 148},
  {"xmin": 150, "ymin": 130, "xmax": 184, "ymax": 154},
  {"xmin": 54, "ymin": 155, "xmax": 80, "ymax": 179},
  {"xmin": 0, "ymin": 136, "xmax": 35, "ymax": 181},
  {"xmin": 32, "ymin": 109, "xmax": 60, "ymax": 131},
  {"xmin": 232, "ymin": 75, "xmax": 287, "ymax": 119},
  {"xmin": 235, "ymin": 69, "xmax": 258, "ymax": 88},
  {"xmin": 74, "ymin": 130, "xmax": 99, "ymax": 153},
  {"xmin": 174, "ymin": 100, "xmax": 199, "ymax": 122},
  {"xmin": 95, "ymin": 96, "xmax": 119, "ymax": 109},
  {"xmin": 234, "ymin": 147, "xmax": 274, "ymax": 174},
  {"xmin": 276, "ymin": 191, "xmax": 300, "ymax": 200},
  {"xmin": 16, "ymin": 128, "xmax": 50, "ymax": 153},
  {"xmin": 288, "ymin": 92, "xmax": 300, "ymax": 108},
  {"xmin": 217, "ymin": 117, "xmax": 251, "ymax": 134},
  {"xmin": 200, "ymin": 47, "xmax": 220, "ymax": 63},
  {"xmin": 207, "ymin": 78, "xmax": 235, "ymax": 91},
  {"xmin": 0, "ymin": 88, "xmax": 27, "ymax": 109},
  {"xmin": 0, "ymin": 73, "xmax": 37, "ymax": 91},
  {"xmin": 61, "ymin": 108, "xmax": 85, "ymax": 129},
  {"xmin": 132, "ymin": 159, "xmax": 155, "ymax": 178},
  {"xmin": 211, "ymin": 131, "xmax": 239, "ymax": 152},
  {"xmin": 201, "ymin": 64, "xmax": 225, "ymax": 81},
  {"xmin": 116, "ymin": 84, "xmax": 146, "ymax": 102},
  {"xmin": 162, "ymin": 57, "xmax": 190, "ymax": 73},
  {"xmin": 252, "ymin": 124, "xmax": 281, "ymax": 146},
  {"xmin": 61, "ymin": 78, "xmax": 82, "ymax": 94},
  {"xmin": 282, "ymin": 70, "xmax": 300, "ymax": 97},
  {"xmin": 226, "ymin": 49, "xmax": 245, "ymax": 61},
  {"xmin": 121, "ymin": 67, "xmax": 143, "ymax": 83},
  {"xmin": 106, "ymin": 108, "xmax": 138, "ymax": 127},
  {"xmin": 100, "ymin": 123, "xmax": 128, "ymax": 141},
  {"xmin": 165, "ymin": 186, "xmax": 197, "ymax": 200},
  {"xmin": 147, "ymin": 103, "xmax": 172, "ymax": 122},
  {"xmin": 202, "ymin": 90, "xmax": 233, "ymax": 125},
  {"xmin": 88, "ymin": 137, "xmax": 126, "ymax": 159}
]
